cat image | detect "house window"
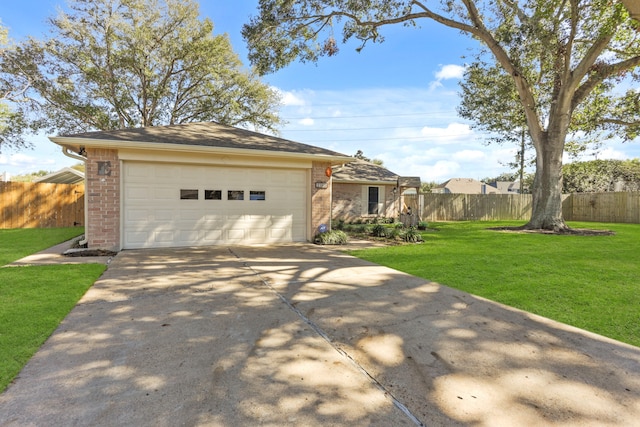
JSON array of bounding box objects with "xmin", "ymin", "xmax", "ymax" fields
[
  {"xmin": 368, "ymin": 187, "xmax": 379, "ymax": 214},
  {"xmin": 205, "ymin": 190, "xmax": 222, "ymax": 200},
  {"xmin": 228, "ymin": 190, "xmax": 244, "ymax": 200},
  {"xmin": 250, "ymin": 190, "xmax": 266, "ymax": 201},
  {"xmin": 180, "ymin": 189, "xmax": 198, "ymax": 200}
]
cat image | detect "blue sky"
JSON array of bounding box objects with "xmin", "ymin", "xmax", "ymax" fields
[{"xmin": 1, "ymin": 1, "xmax": 638, "ymax": 182}]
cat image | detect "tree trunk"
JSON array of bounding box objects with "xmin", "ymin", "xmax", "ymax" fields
[{"xmin": 525, "ymin": 132, "xmax": 569, "ymax": 231}]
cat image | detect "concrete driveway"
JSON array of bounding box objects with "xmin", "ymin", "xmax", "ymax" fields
[{"xmin": 1, "ymin": 244, "xmax": 639, "ymax": 426}]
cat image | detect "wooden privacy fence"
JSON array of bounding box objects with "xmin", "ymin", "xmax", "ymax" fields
[
  {"xmin": 417, "ymin": 192, "xmax": 640, "ymax": 224},
  {"xmin": 0, "ymin": 182, "xmax": 84, "ymax": 228},
  {"xmin": 417, "ymin": 193, "xmax": 533, "ymax": 222},
  {"xmin": 563, "ymin": 192, "xmax": 640, "ymax": 224}
]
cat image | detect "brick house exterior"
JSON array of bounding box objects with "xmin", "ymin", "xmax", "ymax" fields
[
  {"xmin": 51, "ymin": 122, "xmax": 350, "ymax": 250},
  {"xmin": 331, "ymin": 160, "xmax": 421, "ymax": 223}
]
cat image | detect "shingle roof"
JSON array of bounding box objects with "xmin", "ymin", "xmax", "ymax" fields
[
  {"xmin": 332, "ymin": 159, "xmax": 399, "ymax": 183},
  {"xmin": 435, "ymin": 178, "xmax": 503, "ymax": 194},
  {"xmin": 58, "ymin": 121, "xmax": 348, "ymax": 158}
]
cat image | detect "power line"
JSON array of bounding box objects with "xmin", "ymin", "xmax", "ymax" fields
[
  {"xmin": 282, "ymin": 112, "xmax": 453, "ymax": 120},
  {"xmin": 284, "ymin": 125, "xmax": 430, "ymax": 132},
  {"xmin": 291, "ymin": 133, "xmax": 474, "ymax": 143}
]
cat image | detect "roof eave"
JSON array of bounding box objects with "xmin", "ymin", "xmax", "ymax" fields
[
  {"xmin": 332, "ymin": 179, "xmax": 398, "ymax": 185},
  {"xmin": 49, "ymin": 136, "xmax": 351, "ymax": 165}
]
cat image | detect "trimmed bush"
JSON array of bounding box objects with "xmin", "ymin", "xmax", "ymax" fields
[
  {"xmin": 314, "ymin": 230, "xmax": 349, "ymax": 245},
  {"xmin": 401, "ymin": 227, "xmax": 423, "ymax": 243}
]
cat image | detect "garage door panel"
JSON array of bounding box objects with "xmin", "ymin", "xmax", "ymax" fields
[
  {"xmin": 123, "ymin": 162, "xmax": 308, "ymax": 248},
  {"xmin": 155, "ymin": 230, "xmax": 177, "ymax": 244},
  {"xmin": 155, "ymin": 209, "xmax": 175, "ymax": 221},
  {"xmin": 126, "ymin": 186, "xmax": 150, "ymax": 201},
  {"xmin": 154, "ymin": 187, "xmax": 175, "ymax": 200},
  {"xmin": 127, "ymin": 209, "xmax": 149, "ymax": 221},
  {"xmin": 179, "ymin": 209, "xmax": 204, "ymax": 221}
]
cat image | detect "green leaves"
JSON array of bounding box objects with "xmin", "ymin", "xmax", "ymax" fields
[{"xmin": 0, "ymin": 0, "xmax": 281, "ymax": 147}]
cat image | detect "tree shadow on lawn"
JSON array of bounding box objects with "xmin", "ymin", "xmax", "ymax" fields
[{"xmin": 0, "ymin": 244, "xmax": 638, "ymax": 426}]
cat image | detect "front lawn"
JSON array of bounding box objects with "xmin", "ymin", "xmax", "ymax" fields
[
  {"xmin": 348, "ymin": 221, "xmax": 640, "ymax": 348},
  {"xmin": 0, "ymin": 227, "xmax": 85, "ymax": 265},
  {"xmin": 0, "ymin": 227, "xmax": 106, "ymax": 393}
]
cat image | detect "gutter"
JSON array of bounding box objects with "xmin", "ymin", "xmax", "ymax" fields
[{"xmin": 61, "ymin": 147, "xmax": 88, "ymax": 246}]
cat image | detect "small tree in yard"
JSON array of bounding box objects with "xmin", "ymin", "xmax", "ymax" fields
[{"xmin": 243, "ymin": 0, "xmax": 640, "ymax": 232}]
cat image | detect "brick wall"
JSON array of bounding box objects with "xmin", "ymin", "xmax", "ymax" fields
[
  {"xmin": 332, "ymin": 182, "xmax": 398, "ymax": 222},
  {"xmin": 85, "ymin": 148, "xmax": 120, "ymax": 250},
  {"xmin": 311, "ymin": 161, "xmax": 332, "ymax": 235}
]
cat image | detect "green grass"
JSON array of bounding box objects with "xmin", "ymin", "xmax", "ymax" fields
[
  {"xmin": 0, "ymin": 228, "xmax": 106, "ymax": 392},
  {"xmin": 348, "ymin": 221, "xmax": 640, "ymax": 348},
  {"xmin": 0, "ymin": 227, "xmax": 86, "ymax": 265}
]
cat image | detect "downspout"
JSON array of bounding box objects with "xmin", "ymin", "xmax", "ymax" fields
[{"xmin": 62, "ymin": 147, "xmax": 88, "ymax": 246}]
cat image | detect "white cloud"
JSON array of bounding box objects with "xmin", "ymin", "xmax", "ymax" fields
[
  {"xmin": 435, "ymin": 64, "xmax": 466, "ymax": 80},
  {"xmin": 427, "ymin": 160, "xmax": 461, "ymax": 182},
  {"xmin": 278, "ymin": 89, "xmax": 308, "ymax": 107},
  {"xmin": 419, "ymin": 123, "xmax": 473, "ymax": 143},
  {"xmin": 297, "ymin": 117, "xmax": 315, "ymax": 126},
  {"xmin": 595, "ymin": 147, "xmax": 627, "ymax": 160},
  {"xmin": 452, "ymin": 149, "xmax": 486, "ymax": 162}
]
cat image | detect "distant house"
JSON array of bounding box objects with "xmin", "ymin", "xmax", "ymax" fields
[
  {"xmin": 488, "ymin": 180, "xmax": 522, "ymax": 194},
  {"xmin": 433, "ymin": 178, "xmax": 503, "ymax": 194},
  {"xmin": 331, "ymin": 159, "xmax": 421, "ymax": 222}
]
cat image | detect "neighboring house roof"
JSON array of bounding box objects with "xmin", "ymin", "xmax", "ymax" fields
[
  {"xmin": 488, "ymin": 181, "xmax": 522, "ymax": 193},
  {"xmin": 332, "ymin": 159, "xmax": 399, "ymax": 184},
  {"xmin": 435, "ymin": 178, "xmax": 503, "ymax": 194},
  {"xmin": 52, "ymin": 121, "xmax": 349, "ymax": 162},
  {"xmin": 35, "ymin": 167, "xmax": 85, "ymax": 184}
]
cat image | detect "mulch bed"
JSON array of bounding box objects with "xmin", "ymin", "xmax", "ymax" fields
[{"xmin": 64, "ymin": 249, "xmax": 118, "ymax": 257}]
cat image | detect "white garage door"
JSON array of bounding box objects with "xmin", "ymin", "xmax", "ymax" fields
[{"xmin": 123, "ymin": 162, "xmax": 308, "ymax": 248}]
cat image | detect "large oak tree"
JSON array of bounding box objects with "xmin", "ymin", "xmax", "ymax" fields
[
  {"xmin": 243, "ymin": 0, "xmax": 640, "ymax": 231},
  {"xmin": 0, "ymin": 0, "xmax": 281, "ymax": 150}
]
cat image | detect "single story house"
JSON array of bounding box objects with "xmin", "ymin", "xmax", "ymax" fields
[
  {"xmin": 50, "ymin": 122, "xmax": 351, "ymax": 251},
  {"xmin": 331, "ymin": 159, "xmax": 421, "ymax": 222},
  {"xmin": 432, "ymin": 178, "xmax": 503, "ymax": 194}
]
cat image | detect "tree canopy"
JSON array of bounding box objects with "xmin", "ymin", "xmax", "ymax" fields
[
  {"xmin": 0, "ymin": 0, "xmax": 281, "ymax": 150},
  {"xmin": 243, "ymin": 0, "xmax": 640, "ymax": 231},
  {"xmin": 563, "ymin": 159, "xmax": 640, "ymax": 193}
]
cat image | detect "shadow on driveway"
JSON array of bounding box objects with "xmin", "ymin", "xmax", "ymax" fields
[{"xmin": 1, "ymin": 244, "xmax": 639, "ymax": 426}]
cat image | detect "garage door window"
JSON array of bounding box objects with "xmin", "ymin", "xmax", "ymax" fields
[
  {"xmin": 228, "ymin": 190, "xmax": 244, "ymax": 200},
  {"xmin": 180, "ymin": 189, "xmax": 198, "ymax": 200},
  {"xmin": 250, "ymin": 190, "xmax": 266, "ymax": 201},
  {"xmin": 205, "ymin": 190, "xmax": 222, "ymax": 200}
]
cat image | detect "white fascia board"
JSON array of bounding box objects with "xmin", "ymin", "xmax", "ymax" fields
[{"xmin": 49, "ymin": 136, "xmax": 351, "ymax": 165}]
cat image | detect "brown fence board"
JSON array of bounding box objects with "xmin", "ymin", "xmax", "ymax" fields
[
  {"xmin": 421, "ymin": 193, "xmax": 533, "ymax": 222},
  {"xmin": 420, "ymin": 192, "xmax": 640, "ymax": 224},
  {"xmin": 0, "ymin": 182, "xmax": 84, "ymax": 229},
  {"xmin": 566, "ymin": 192, "xmax": 640, "ymax": 224}
]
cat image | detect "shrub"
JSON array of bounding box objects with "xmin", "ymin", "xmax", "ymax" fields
[
  {"xmin": 387, "ymin": 227, "xmax": 400, "ymax": 239},
  {"xmin": 394, "ymin": 222, "xmax": 405, "ymax": 229},
  {"xmin": 417, "ymin": 221, "xmax": 429, "ymax": 230},
  {"xmin": 371, "ymin": 224, "xmax": 387, "ymax": 237},
  {"xmin": 401, "ymin": 227, "xmax": 423, "ymax": 243},
  {"xmin": 354, "ymin": 224, "xmax": 370, "ymax": 234},
  {"xmin": 334, "ymin": 219, "xmax": 345, "ymax": 230},
  {"xmin": 314, "ymin": 230, "xmax": 349, "ymax": 245}
]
